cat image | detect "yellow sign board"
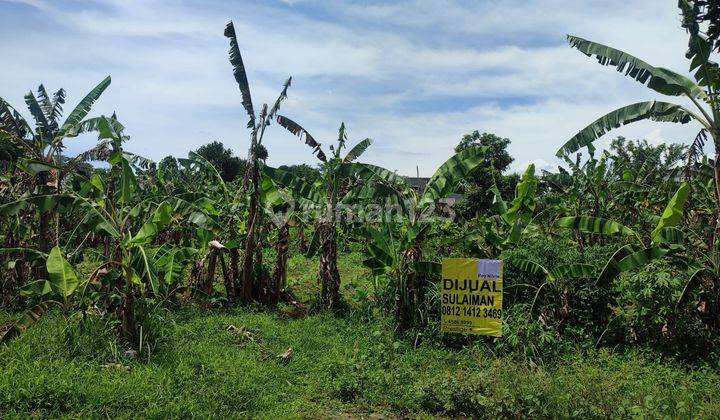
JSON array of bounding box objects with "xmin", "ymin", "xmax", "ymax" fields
[{"xmin": 440, "ymin": 258, "xmax": 503, "ymax": 336}]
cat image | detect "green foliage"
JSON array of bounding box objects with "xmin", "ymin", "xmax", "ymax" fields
[
  {"xmin": 614, "ymin": 259, "xmax": 720, "ymax": 359},
  {"xmin": 1, "ymin": 306, "xmax": 718, "ymax": 418},
  {"xmin": 194, "ymin": 141, "xmax": 246, "ymax": 182},
  {"xmin": 566, "ymin": 35, "xmax": 706, "ymax": 98},
  {"xmin": 224, "ymin": 21, "xmax": 255, "ymax": 129},
  {"xmin": 453, "ymin": 131, "xmax": 516, "ymax": 219},
  {"xmin": 556, "ymin": 216, "xmax": 637, "ymax": 237},
  {"xmin": 420, "ymin": 145, "xmax": 487, "ymax": 206},
  {"xmin": 278, "ymin": 163, "xmax": 321, "ymax": 184},
  {"xmin": 556, "ymin": 101, "xmax": 696, "ymax": 157},
  {"xmin": 651, "ymin": 182, "xmax": 690, "ymax": 243},
  {"xmin": 46, "ymin": 246, "xmax": 79, "ymax": 298},
  {"xmin": 2, "ymin": 9, "xmax": 720, "ymax": 417}
]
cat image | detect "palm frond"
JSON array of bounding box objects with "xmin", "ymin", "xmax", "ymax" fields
[
  {"xmin": 49, "ymin": 88, "xmax": 66, "ymax": 125},
  {"xmin": 0, "ymin": 98, "xmax": 30, "ymax": 138},
  {"xmin": 24, "ymin": 90, "xmax": 50, "ymax": 135},
  {"xmin": 36, "ymin": 85, "xmax": 56, "ymax": 127},
  {"xmin": 343, "ymin": 138, "xmax": 372, "ymax": 163},
  {"xmin": 341, "ymin": 162, "xmax": 408, "ymax": 187},
  {"xmin": 73, "ymin": 139, "xmax": 113, "ymax": 162},
  {"xmin": 567, "ymin": 35, "xmax": 707, "ymax": 99},
  {"xmin": 275, "ymin": 115, "xmax": 327, "ymax": 162},
  {"xmin": 556, "ymin": 216, "xmax": 637, "ymax": 237},
  {"xmin": 420, "ymin": 146, "xmax": 486, "ymax": 206},
  {"xmin": 59, "ymin": 76, "xmax": 111, "ymax": 136},
  {"xmin": 678, "ymin": 0, "xmax": 720, "ymax": 88},
  {"xmin": 651, "ymin": 182, "xmax": 690, "ymax": 244},
  {"xmin": 224, "ymin": 21, "xmax": 255, "ymax": 129},
  {"xmin": 268, "ymin": 77, "xmax": 291, "ymax": 119},
  {"xmin": 556, "ymin": 101, "xmax": 696, "ymax": 157},
  {"xmin": 336, "ymin": 122, "xmax": 347, "ymax": 157},
  {"xmin": 35, "ymin": 86, "xmax": 65, "ymax": 129},
  {"xmin": 684, "ymin": 128, "xmax": 707, "ymax": 180},
  {"xmin": 1, "ymin": 301, "xmax": 60, "ymax": 343},
  {"xmin": 67, "ymin": 114, "xmax": 125, "ymax": 137}
]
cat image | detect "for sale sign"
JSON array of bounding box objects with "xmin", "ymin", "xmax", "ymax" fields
[{"xmin": 440, "ymin": 258, "xmax": 503, "ymax": 336}]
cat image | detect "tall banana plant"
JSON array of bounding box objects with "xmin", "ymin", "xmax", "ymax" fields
[
  {"xmin": 174, "ymin": 151, "xmax": 239, "ymax": 300},
  {"xmin": 224, "ymin": 21, "xmax": 292, "ymax": 304},
  {"xmin": 556, "ymin": 1, "xmax": 719, "ymax": 234},
  {"xmin": 556, "ymin": 1, "xmax": 720, "ymax": 327},
  {"xmin": 259, "ymin": 175, "xmax": 299, "ymax": 304},
  {"xmin": 554, "ymin": 182, "xmax": 691, "ymax": 287},
  {"xmin": 269, "ymin": 118, "xmax": 404, "ymax": 309},
  {"xmin": 0, "ymin": 78, "xmax": 111, "ymax": 273},
  {"xmin": 362, "ymin": 146, "xmax": 487, "ymax": 329},
  {"xmin": 1, "ymin": 117, "xmax": 199, "ymax": 345}
]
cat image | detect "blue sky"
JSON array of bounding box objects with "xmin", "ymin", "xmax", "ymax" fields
[{"xmin": 0, "ymin": 0, "xmax": 709, "ymax": 175}]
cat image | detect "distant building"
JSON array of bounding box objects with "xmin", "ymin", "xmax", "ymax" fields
[
  {"xmin": 407, "ymin": 177, "xmax": 429, "ymax": 194},
  {"xmin": 405, "ymin": 176, "xmax": 463, "ymax": 207}
]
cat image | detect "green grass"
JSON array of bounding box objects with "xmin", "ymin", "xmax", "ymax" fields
[
  {"xmin": 286, "ymin": 250, "xmax": 370, "ymax": 304},
  {"xmin": 1, "ymin": 253, "xmax": 719, "ymax": 418}
]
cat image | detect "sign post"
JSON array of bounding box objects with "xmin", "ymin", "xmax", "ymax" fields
[{"xmin": 440, "ymin": 258, "xmax": 503, "ymax": 336}]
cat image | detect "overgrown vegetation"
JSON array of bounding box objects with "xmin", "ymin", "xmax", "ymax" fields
[
  {"xmin": 1, "ymin": 254, "xmax": 719, "ymax": 418},
  {"xmin": 1, "ymin": 2, "xmax": 720, "ymax": 417}
]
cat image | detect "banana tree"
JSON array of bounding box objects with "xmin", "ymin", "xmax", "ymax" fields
[
  {"xmin": 0, "ymin": 78, "xmax": 111, "ymax": 277},
  {"xmin": 259, "ymin": 175, "xmax": 299, "ymax": 303},
  {"xmin": 1, "ymin": 117, "xmax": 198, "ymax": 345},
  {"xmin": 556, "ymin": 1, "xmax": 719, "ymax": 237},
  {"xmin": 224, "ymin": 21, "xmax": 292, "ymax": 304},
  {"xmin": 174, "ymin": 151, "xmax": 240, "ymax": 300},
  {"xmin": 554, "ymin": 182, "xmax": 691, "ymax": 288},
  {"xmin": 362, "ymin": 146, "xmax": 487, "ymax": 329},
  {"xmin": 268, "ymin": 118, "xmax": 404, "ymax": 309}
]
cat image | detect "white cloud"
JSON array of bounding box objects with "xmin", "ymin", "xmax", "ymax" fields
[{"xmin": 0, "ymin": 0, "xmax": 712, "ymax": 177}]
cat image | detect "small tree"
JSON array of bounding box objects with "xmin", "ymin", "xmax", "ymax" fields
[
  {"xmin": 195, "ymin": 141, "xmax": 246, "ymax": 182},
  {"xmin": 454, "ymin": 131, "xmax": 515, "ymax": 219}
]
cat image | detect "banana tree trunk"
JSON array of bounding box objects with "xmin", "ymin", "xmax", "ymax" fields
[
  {"xmin": 35, "ymin": 171, "xmax": 55, "ymax": 280},
  {"xmin": 255, "ymin": 223, "xmax": 269, "ymax": 302},
  {"xmin": 396, "ymin": 246, "xmax": 422, "ymax": 331},
  {"xmin": 298, "ymin": 225, "xmax": 307, "ymax": 253},
  {"xmin": 714, "ymin": 147, "xmax": 720, "ymax": 216},
  {"xmin": 230, "ymin": 248, "xmax": 240, "ymax": 299},
  {"xmin": 240, "ymin": 202, "xmax": 257, "ymax": 303},
  {"xmin": 1, "ymin": 232, "xmax": 25, "ymax": 306},
  {"xmin": 121, "ymin": 266, "xmax": 138, "ymax": 346},
  {"xmin": 205, "ymin": 249, "xmax": 217, "ymax": 296},
  {"xmin": 239, "ymin": 129, "xmax": 260, "ymax": 304},
  {"xmin": 12, "ymin": 257, "xmax": 27, "ymax": 305},
  {"xmin": 318, "ymin": 222, "xmax": 340, "ymax": 309},
  {"xmin": 219, "ymin": 251, "xmax": 233, "ymax": 301},
  {"xmin": 272, "ymin": 224, "xmax": 289, "ymax": 304}
]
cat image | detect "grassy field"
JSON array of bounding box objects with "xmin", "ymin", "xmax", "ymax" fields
[{"xmin": 1, "ymin": 252, "xmax": 719, "ymax": 418}]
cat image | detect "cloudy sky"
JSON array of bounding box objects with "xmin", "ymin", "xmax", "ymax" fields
[{"xmin": 0, "ymin": 0, "xmax": 710, "ymax": 175}]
